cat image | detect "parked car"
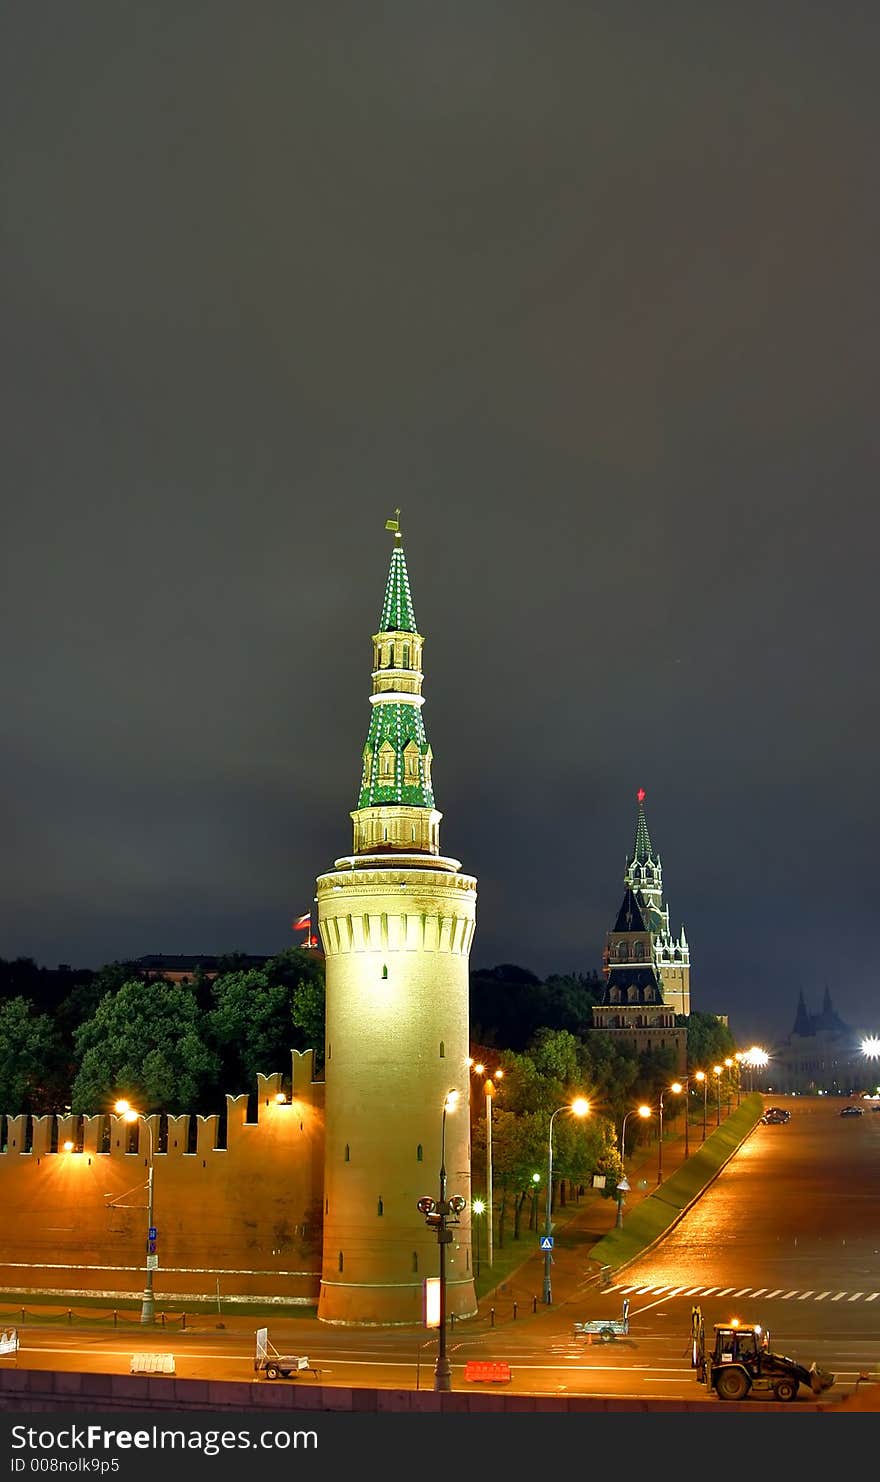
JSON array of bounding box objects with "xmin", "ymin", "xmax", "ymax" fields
[
  {"xmin": 764, "ymin": 1107, "xmax": 791, "ymax": 1122},
  {"xmin": 839, "ymin": 1105, "xmax": 863, "ymax": 1117}
]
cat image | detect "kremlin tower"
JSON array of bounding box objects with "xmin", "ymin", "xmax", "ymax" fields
[
  {"xmin": 315, "ymin": 518, "xmax": 478, "ymax": 1325},
  {"xmin": 592, "ymin": 790, "xmax": 688, "ymax": 1073}
]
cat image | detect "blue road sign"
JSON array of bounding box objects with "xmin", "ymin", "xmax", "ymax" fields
[
  {"xmin": 148, "ymin": 1227, "xmax": 157, "ymax": 1240},
  {"xmin": 540, "ymin": 1236, "xmax": 554, "ymax": 1250}
]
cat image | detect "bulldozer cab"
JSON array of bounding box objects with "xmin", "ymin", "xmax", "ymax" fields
[{"xmin": 714, "ymin": 1324, "xmax": 763, "ymax": 1365}]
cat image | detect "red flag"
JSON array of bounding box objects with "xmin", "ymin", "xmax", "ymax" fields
[{"xmin": 291, "ymin": 912, "xmax": 311, "ymax": 932}]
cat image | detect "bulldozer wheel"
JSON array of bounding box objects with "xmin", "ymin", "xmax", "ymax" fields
[
  {"xmin": 715, "ymin": 1367, "xmax": 750, "ymax": 1401},
  {"xmin": 773, "ymin": 1378, "xmax": 798, "ymax": 1402}
]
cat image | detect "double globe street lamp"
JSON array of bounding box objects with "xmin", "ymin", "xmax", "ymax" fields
[
  {"xmin": 657, "ymin": 1082, "xmax": 682, "ymax": 1184},
  {"xmin": 416, "ymin": 1089, "xmax": 466, "ymax": 1393},
  {"xmin": 543, "ymin": 1097, "xmax": 590, "ymax": 1305}
]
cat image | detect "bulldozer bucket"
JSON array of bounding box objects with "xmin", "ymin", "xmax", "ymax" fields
[{"xmin": 809, "ymin": 1362, "xmax": 835, "ymax": 1394}]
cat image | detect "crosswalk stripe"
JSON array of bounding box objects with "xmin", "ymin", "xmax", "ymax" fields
[
  {"xmin": 667, "ymin": 1286, "xmax": 689, "ymax": 1296},
  {"xmin": 700, "ymin": 1287, "xmax": 720, "ymax": 1296},
  {"xmin": 848, "ymin": 1293, "xmax": 863, "ymax": 1301},
  {"xmin": 866, "ymin": 1294, "xmax": 878, "ymax": 1302},
  {"xmin": 750, "ymin": 1288, "xmax": 767, "ymax": 1297},
  {"xmin": 782, "ymin": 1290, "xmax": 798, "ymax": 1299},
  {"xmin": 683, "ymin": 1286, "xmax": 704, "ymax": 1296},
  {"xmin": 650, "ymin": 1286, "xmax": 671, "ymax": 1295},
  {"xmin": 765, "ymin": 1289, "xmax": 783, "ymax": 1298},
  {"xmin": 798, "ymin": 1291, "xmax": 814, "ymax": 1300},
  {"xmin": 732, "ymin": 1288, "xmax": 752, "ymax": 1297},
  {"xmin": 831, "ymin": 1292, "xmax": 847, "ymax": 1301},
  {"xmin": 815, "ymin": 1292, "xmax": 831, "ymax": 1300}
]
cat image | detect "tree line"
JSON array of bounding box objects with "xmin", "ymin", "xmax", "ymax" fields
[{"xmin": 0, "ymin": 954, "xmax": 736, "ymax": 1136}]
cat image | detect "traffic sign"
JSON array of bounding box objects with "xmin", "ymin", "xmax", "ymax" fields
[
  {"xmin": 148, "ymin": 1227, "xmax": 157, "ymax": 1240},
  {"xmin": 540, "ymin": 1236, "xmax": 554, "ymax": 1250},
  {"xmin": 148, "ymin": 1240, "xmax": 157, "ymax": 1254},
  {"xmin": 146, "ymin": 1254, "xmax": 159, "ymax": 1270}
]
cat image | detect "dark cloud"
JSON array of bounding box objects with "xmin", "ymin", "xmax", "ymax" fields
[{"xmin": 2, "ymin": 4, "xmax": 878, "ymax": 1045}]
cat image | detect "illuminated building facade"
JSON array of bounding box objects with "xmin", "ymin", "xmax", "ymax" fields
[{"xmin": 315, "ymin": 522, "xmax": 477, "ymax": 1324}]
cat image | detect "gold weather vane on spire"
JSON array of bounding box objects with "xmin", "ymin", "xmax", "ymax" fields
[{"xmin": 385, "ymin": 508, "xmax": 402, "ymax": 540}]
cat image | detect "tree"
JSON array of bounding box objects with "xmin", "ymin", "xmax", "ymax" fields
[
  {"xmin": 71, "ymin": 978, "xmax": 219, "ymax": 1112},
  {"xmin": 209, "ymin": 969, "xmax": 293, "ymax": 1094},
  {"xmin": 685, "ymin": 1011, "xmax": 737, "ymax": 1069},
  {"xmin": 265, "ymin": 948, "xmax": 326, "ymax": 1066},
  {"xmin": 0, "ymin": 997, "xmax": 58, "ymax": 1111}
]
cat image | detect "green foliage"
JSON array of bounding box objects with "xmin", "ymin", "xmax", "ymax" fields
[
  {"xmin": 71, "ymin": 978, "xmax": 219, "ymax": 1113},
  {"xmin": 0, "ymin": 997, "xmax": 58, "ymax": 1111},
  {"xmin": 685, "ymin": 1010, "xmax": 737, "ymax": 1069},
  {"xmin": 209, "ymin": 970, "xmax": 291, "ymax": 1094}
]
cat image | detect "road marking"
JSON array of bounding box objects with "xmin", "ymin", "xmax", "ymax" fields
[
  {"xmin": 764, "ymin": 1289, "xmax": 783, "ymax": 1298},
  {"xmin": 699, "ymin": 1287, "xmax": 721, "ymax": 1296},
  {"xmin": 683, "ymin": 1287, "xmax": 704, "ymax": 1296},
  {"xmin": 732, "ymin": 1288, "xmax": 752, "ymax": 1297},
  {"xmin": 866, "ymin": 1293, "xmax": 878, "ymax": 1302},
  {"xmin": 848, "ymin": 1293, "xmax": 864, "ymax": 1301},
  {"xmin": 831, "ymin": 1292, "xmax": 848, "ymax": 1301},
  {"xmin": 716, "ymin": 1287, "xmax": 737, "ymax": 1297},
  {"xmin": 667, "ymin": 1287, "xmax": 690, "ymax": 1296},
  {"xmin": 750, "ymin": 1288, "xmax": 767, "ymax": 1297},
  {"xmin": 815, "ymin": 1292, "xmax": 831, "ymax": 1300},
  {"xmin": 782, "ymin": 1290, "xmax": 798, "ymax": 1299},
  {"xmin": 798, "ymin": 1291, "xmax": 814, "ymax": 1300}
]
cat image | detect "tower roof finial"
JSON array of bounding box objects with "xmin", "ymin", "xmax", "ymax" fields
[{"xmin": 385, "ymin": 507, "xmax": 402, "ymax": 541}]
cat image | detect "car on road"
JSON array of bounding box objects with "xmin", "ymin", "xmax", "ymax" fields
[
  {"xmin": 839, "ymin": 1105, "xmax": 863, "ymax": 1117},
  {"xmin": 760, "ymin": 1108, "xmax": 790, "ymax": 1124}
]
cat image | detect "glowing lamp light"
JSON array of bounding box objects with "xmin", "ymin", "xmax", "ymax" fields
[
  {"xmin": 570, "ymin": 1097, "xmax": 590, "ymax": 1117},
  {"xmin": 275, "ymin": 1092, "xmax": 287, "ymax": 1104},
  {"xmin": 861, "ymin": 1037, "xmax": 880, "ymax": 1059},
  {"xmin": 62, "ymin": 1141, "xmax": 75, "ymax": 1153},
  {"xmin": 472, "ymin": 1199, "xmax": 485, "ymax": 1216}
]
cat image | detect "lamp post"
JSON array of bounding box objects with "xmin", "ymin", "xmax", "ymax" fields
[
  {"xmin": 695, "ymin": 1070, "xmax": 707, "ymax": 1140},
  {"xmin": 657, "ymin": 1083, "xmax": 682, "ymax": 1184},
  {"xmin": 713, "ymin": 1065, "xmax": 723, "ymax": 1126},
  {"xmin": 734, "ymin": 1052, "xmax": 744, "ymax": 1106},
  {"xmin": 114, "ymin": 1100, "xmax": 155, "ymax": 1324},
  {"xmin": 543, "ymin": 1098, "xmax": 590, "ymax": 1305},
  {"xmin": 620, "ymin": 1104, "xmax": 652, "ymax": 1158},
  {"xmin": 615, "ymin": 1176, "xmax": 631, "ymax": 1228},
  {"xmin": 434, "ymin": 1088, "xmax": 460, "ymax": 1392},
  {"xmin": 724, "ymin": 1059, "xmax": 734, "ymax": 1115},
  {"xmin": 471, "ymin": 1198, "xmax": 484, "ymax": 1278},
  {"xmin": 470, "ymin": 1061, "xmax": 501, "ymax": 1270}
]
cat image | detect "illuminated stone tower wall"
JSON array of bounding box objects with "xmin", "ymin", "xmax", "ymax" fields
[{"xmin": 316, "ymin": 522, "xmax": 477, "ymax": 1325}]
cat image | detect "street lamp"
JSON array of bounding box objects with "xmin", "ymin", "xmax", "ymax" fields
[
  {"xmin": 615, "ymin": 1176, "xmax": 631, "ymax": 1228},
  {"xmin": 416, "ymin": 1089, "xmax": 465, "ymax": 1393},
  {"xmin": 471, "ymin": 1198, "xmax": 484, "ymax": 1278},
  {"xmin": 620, "ymin": 1104, "xmax": 652, "ymax": 1158},
  {"xmin": 657, "ymin": 1083, "xmax": 682, "ymax": 1184},
  {"xmin": 713, "ymin": 1065, "xmax": 723, "ymax": 1126},
  {"xmin": 113, "ymin": 1099, "xmax": 155, "ymax": 1324},
  {"xmin": 695, "ymin": 1070, "xmax": 708, "ymax": 1140},
  {"xmin": 470, "ymin": 1061, "xmax": 502, "ymax": 1270},
  {"xmin": 543, "ymin": 1097, "xmax": 590, "ymax": 1304},
  {"xmin": 724, "ymin": 1059, "xmax": 734, "ymax": 1115},
  {"xmin": 734, "ymin": 1052, "xmax": 744, "ymax": 1106}
]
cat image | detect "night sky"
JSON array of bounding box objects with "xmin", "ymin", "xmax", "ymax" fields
[{"xmin": 2, "ymin": 5, "xmax": 878, "ymax": 1048}]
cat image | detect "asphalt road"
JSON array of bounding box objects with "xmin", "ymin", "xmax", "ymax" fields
[{"xmin": 7, "ymin": 1096, "xmax": 880, "ymax": 1405}]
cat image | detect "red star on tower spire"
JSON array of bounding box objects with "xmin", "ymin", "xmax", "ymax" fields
[{"xmin": 637, "ymin": 787, "xmax": 646, "ymax": 803}]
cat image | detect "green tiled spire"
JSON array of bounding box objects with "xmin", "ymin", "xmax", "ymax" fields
[
  {"xmin": 358, "ymin": 700, "xmax": 435, "ymax": 809},
  {"xmin": 380, "ymin": 541, "xmax": 418, "ymax": 633},
  {"xmin": 355, "ymin": 524, "xmax": 435, "ymax": 817}
]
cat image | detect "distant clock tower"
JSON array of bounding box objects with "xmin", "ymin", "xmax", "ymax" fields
[{"xmin": 315, "ymin": 519, "xmax": 478, "ymax": 1325}]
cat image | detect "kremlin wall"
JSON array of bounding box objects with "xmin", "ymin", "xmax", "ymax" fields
[{"xmin": 0, "ymin": 1054, "xmax": 325, "ymax": 1306}]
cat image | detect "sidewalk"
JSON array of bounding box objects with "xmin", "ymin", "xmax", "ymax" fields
[{"xmin": 474, "ymin": 1129, "xmax": 690, "ymax": 1322}]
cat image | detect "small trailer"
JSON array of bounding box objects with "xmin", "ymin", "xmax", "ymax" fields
[
  {"xmin": 573, "ymin": 1297, "xmax": 630, "ymax": 1343},
  {"xmin": 254, "ymin": 1326, "xmax": 320, "ymax": 1381}
]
